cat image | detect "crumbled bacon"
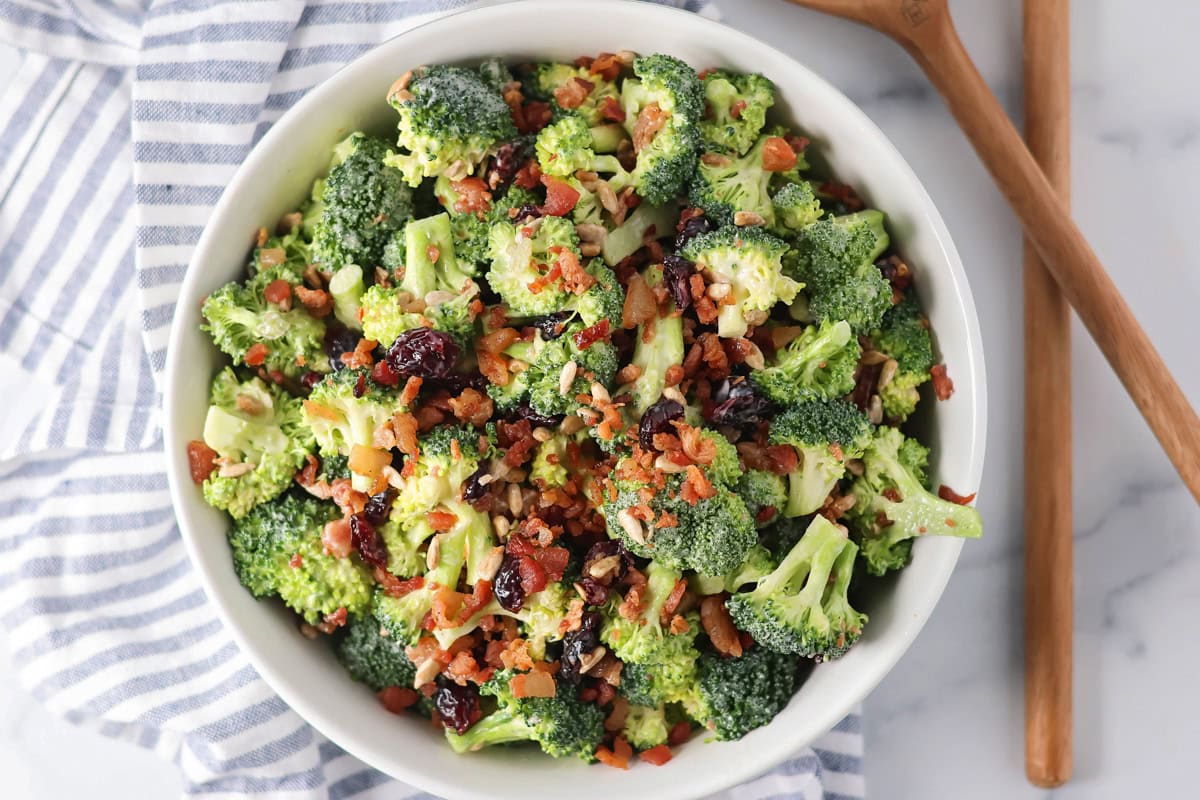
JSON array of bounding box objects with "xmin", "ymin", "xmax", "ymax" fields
[
  {"xmin": 553, "ymin": 76, "xmax": 594, "ymax": 109},
  {"xmin": 263, "ymin": 279, "xmax": 292, "ymax": 308},
  {"xmin": 938, "ymin": 485, "xmax": 977, "ymax": 505},
  {"xmin": 660, "ymin": 578, "xmax": 688, "ymax": 622},
  {"xmin": 640, "ymin": 745, "xmax": 673, "ymax": 766},
  {"xmin": 573, "ymin": 319, "xmax": 611, "ymax": 350},
  {"xmin": 588, "ymin": 52, "xmax": 622, "ymax": 81},
  {"xmin": 931, "ymin": 364, "xmax": 954, "ymax": 400},
  {"xmin": 186, "ymin": 440, "xmax": 218, "ymax": 484},
  {"xmin": 376, "ymin": 570, "xmax": 424, "ymax": 598},
  {"xmin": 244, "ymin": 342, "xmax": 269, "ymax": 367},
  {"xmin": 378, "ymin": 686, "xmax": 419, "ymax": 714},
  {"xmin": 428, "ymin": 509, "xmax": 458, "ymax": 532},
  {"xmin": 761, "ymin": 136, "xmax": 797, "ymax": 172},
  {"xmin": 680, "ymin": 465, "xmax": 717, "ymax": 505},
  {"xmin": 540, "ymin": 176, "xmax": 581, "ymax": 217},
  {"xmin": 514, "ymin": 158, "xmax": 543, "ymax": 189},
  {"xmin": 450, "ymin": 177, "xmax": 492, "ymax": 215},
  {"xmin": 392, "ymin": 411, "xmax": 420, "ymax": 457},
  {"xmin": 340, "ymin": 338, "xmax": 377, "ymax": 369},
  {"xmin": 596, "ymin": 736, "xmax": 632, "ymax": 770},
  {"xmin": 511, "ymin": 670, "xmax": 556, "ymax": 699},
  {"xmin": 632, "ymin": 103, "xmax": 667, "ymax": 153},
  {"xmin": 819, "ymin": 180, "xmax": 864, "ymax": 211},
  {"xmin": 598, "ymin": 95, "xmax": 626, "ymax": 123},
  {"xmin": 448, "ymin": 387, "xmax": 493, "ymax": 426},
  {"xmin": 700, "ymin": 595, "xmax": 743, "ymax": 657},
  {"xmin": 294, "ymin": 286, "xmax": 333, "ymax": 317},
  {"xmin": 554, "ymin": 246, "xmax": 595, "ymax": 294},
  {"xmin": 322, "ymin": 518, "xmax": 353, "ymax": 558}
]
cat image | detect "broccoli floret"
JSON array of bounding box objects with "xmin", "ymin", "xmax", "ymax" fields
[
  {"xmin": 433, "ymin": 175, "xmax": 492, "ymax": 266},
  {"xmin": 620, "ymin": 264, "xmax": 685, "ymax": 414},
  {"xmin": 249, "ymin": 223, "xmax": 312, "ymax": 278},
  {"xmin": 494, "ymin": 323, "xmax": 618, "ymax": 420},
  {"xmin": 386, "ymin": 65, "xmax": 516, "ymax": 186},
  {"xmin": 689, "ymin": 134, "xmax": 776, "ymax": 228},
  {"xmin": 400, "ymin": 212, "xmax": 478, "ymax": 301},
  {"xmin": 337, "ymin": 609, "xmax": 416, "ymax": 691},
  {"xmin": 301, "ymin": 368, "xmax": 410, "ymax": 492},
  {"xmin": 447, "ymin": 672, "xmax": 604, "ymax": 760},
  {"xmin": 200, "ymin": 368, "xmax": 313, "ymax": 519},
  {"xmin": 599, "ymin": 200, "xmax": 679, "ymax": 266},
  {"xmin": 228, "ymin": 493, "xmax": 372, "ymax": 624},
  {"xmin": 872, "ymin": 291, "xmax": 935, "ymax": 421},
  {"xmin": 477, "ymin": 57, "xmax": 514, "ymax": 93},
  {"xmin": 620, "ymin": 54, "xmax": 704, "ymax": 205},
  {"xmin": 534, "ymin": 114, "xmax": 629, "ymax": 181},
  {"xmin": 791, "ymin": 211, "xmax": 892, "ymax": 334},
  {"xmin": 734, "ymin": 470, "xmax": 787, "ymax": 528},
  {"xmin": 847, "ymin": 427, "xmax": 982, "ymax": 575},
  {"xmin": 201, "ymin": 264, "xmax": 331, "ymax": 379},
  {"xmin": 681, "ymin": 225, "xmax": 802, "ymax": 339},
  {"xmin": 602, "ymin": 562, "xmax": 700, "ymax": 704},
  {"xmin": 769, "ymin": 398, "xmax": 873, "ymax": 517},
  {"xmin": 727, "ymin": 515, "xmax": 866, "ymax": 659},
  {"xmin": 604, "ymin": 454, "xmax": 757, "ymax": 576},
  {"xmin": 687, "ymin": 646, "xmax": 799, "ymax": 740},
  {"xmin": 532, "ymin": 62, "xmax": 622, "ymax": 128},
  {"xmin": 327, "ymin": 264, "xmax": 365, "ymax": 330},
  {"xmin": 623, "ymin": 704, "xmax": 670, "ymax": 750},
  {"xmin": 486, "ymin": 216, "xmax": 580, "ymax": 316},
  {"xmin": 312, "ymin": 132, "xmax": 413, "ymax": 270},
  {"xmin": 691, "ymin": 544, "xmax": 776, "ymax": 595},
  {"xmin": 359, "ymin": 282, "xmax": 479, "ymax": 350},
  {"xmin": 531, "ymin": 433, "xmax": 570, "ymax": 488},
  {"xmin": 759, "ymin": 515, "xmax": 809, "ymax": 562},
  {"xmin": 698, "ymin": 70, "xmax": 774, "ymax": 156},
  {"xmin": 770, "ymin": 180, "xmax": 824, "ymax": 235},
  {"xmin": 750, "ymin": 320, "xmax": 860, "ymax": 404}
]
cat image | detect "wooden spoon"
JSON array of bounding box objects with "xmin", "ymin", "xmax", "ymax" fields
[
  {"xmin": 1022, "ymin": 0, "xmax": 1072, "ymax": 787},
  {"xmin": 782, "ymin": 0, "xmax": 1200, "ymax": 503}
]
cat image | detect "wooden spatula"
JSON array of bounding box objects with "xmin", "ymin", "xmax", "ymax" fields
[
  {"xmin": 781, "ymin": 0, "xmax": 1200, "ymax": 503},
  {"xmin": 1022, "ymin": 0, "xmax": 1072, "ymax": 787}
]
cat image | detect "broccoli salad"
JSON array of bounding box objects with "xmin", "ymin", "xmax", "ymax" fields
[{"xmin": 186, "ymin": 52, "xmax": 982, "ymax": 768}]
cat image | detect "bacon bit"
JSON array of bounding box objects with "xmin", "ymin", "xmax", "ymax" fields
[
  {"xmin": 263, "ymin": 278, "xmax": 292, "ymax": 308},
  {"xmin": 294, "ymin": 286, "xmax": 333, "ymax": 317},
  {"xmin": 540, "ymin": 176, "xmax": 581, "ymax": 217},
  {"xmin": 656, "ymin": 510, "xmax": 679, "ymax": 529},
  {"xmin": 697, "ymin": 332, "xmax": 730, "ymax": 376},
  {"xmin": 378, "ymin": 686, "xmax": 419, "ymax": 714},
  {"xmin": 322, "ymin": 518, "xmax": 353, "ymax": 558},
  {"xmin": 728, "ymin": 97, "xmax": 748, "ymax": 119},
  {"xmin": 392, "ymin": 376, "xmax": 422, "ymax": 407},
  {"xmin": 497, "ymin": 418, "xmax": 539, "ymax": 467},
  {"xmin": 632, "ymin": 103, "xmax": 668, "ymax": 153},
  {"xmin": 389, "ymin": 411, "xmax": 418, "ymax": 457},
  {"xmin": 598, "ymin": 95, "xmax": 626, "ymax": 122},
  {"xmin": 618, "ymin": 584, "xmax": 645, "ymax": 621},
  {"xmin": 317, "ymin": 606, "xmax": 349, "ymax": 634},
  {"xmin": 938, "ymin": 485, "xmax": 977, "ymax": 505},
  {"xmin": 255, "ymin": 226, "xmax": 269, "ymax": 247},
  {"xmin": 661, "ymin": 578, "xmax": 688, "ymax": 621},
  {"xmin": 518, "ymin": 555, "xmax": 548, "ymax": 595},
  {"xmin": 446, "ymin": 650, "xmax": 482, "ymax": 683},
  {"xmin": 701, "ymin": 595, "xmax": 744, "ymax": 657},
  {"xmin": 510, "ymin": 670, "xmax": 556, "ymax": 699},
  {"xmin": 605, "ymin": 696, "xmax": 630, "ymax": 733},
  {"xmin": 663, "ymin": 364, "xmax": 684, "ymax": 388},
  {"xmin": 553, "ymin": 76, "xmax": 594, "ymax": 109},
  {"xmin": 622, "ymin": 273, "xmax": 656, "ymax": 329},
  {"xmin": 527, "ymin": 261, "xmax": 563, "ymax": 295},
  {"xmin": 447, "ymin": 387, "xmax": 494, "ymax": 426},
  {"xmin": 931, "ymin": 364, "xmax": 955, "ymax": 400},
  {"xmin": 499, "ymin": 637, "xmax": 535, "ymax": 671},
  {"xmin": 369, "ymin": 359, "xmax": 399, "ymax": 387},
  {"xmin": 532, "ymin": 546, "xmax": 570, "ymax": 582},
  {"xmin": 340, "ymin": 338, "xmax": 377, "ymax": 369},
  {"xmin": 616, "ymin": 363, "xmax": 643, "ymax": 384},
  {"xmin": 639, "ymin": 744, "xmax": 673, "ymax": 766},
  {"xmin": 669, "ymin": 614, "xmax": 690, "ymax": 635},
  {"xmin": 882, "ymin": 487, "xmax": 903, "ymax": 503},
  {"xmin": 675, "ymin": 422, "xmax": 718, "ymax": 466},
  {"xmin": 331, "ymin": 478, "xmax": 368, "ymax": 515},
  {"xmin": 680, "ymin": 465, "xmax": 717, "ymax": 505},
  {"xmin": 289, "ymin": 553, "xmax": 304, "ymax": 569},
  {"xmin": 186, "ymin": 440, "xmax": 218, "ymax": 484},
  {"xmin": 589, "ymin": 52, "xmax": 622, "ymax": 81},
  {"xmin": 554, "ymin": 246, "xmax": 595, "ymax": 294},
  {"xmin": 244, "ymin": 342, "xmax": 269, "ymax": 367},
  {"xmin": 449, "ymin": 177, "xmax": 492, "ymax": 215},
  {"xmin": 428, "ymin": 509, "xmax": 458, "ymax": 532},
  {"xmin": 514, "ymin": 158, "xmax": 543, "ymax": 189},
  {"xmin": 668, "ymin": 721, "xmax": 692, "ymax": 746},
  {"xmin": 573, "ymin": 319, "xmax": 611, "ymax": 351},
  {"xmin": 377, "ymin": 571, "xmax": 424, "ymax": 598},
  {"xmin": 819, "ymin": 180, "xmax": 864, "ymax": 211},
  {"xmin": 761, "ymin": 136, "xmax": 798, "ymax": 172},
  {"xmin": 559, "ymin": 599, "xmax": 585, "ymax": 635},
  {"xmin": 756, "ymin": 506, "xmax": 778, "ymax": 524}
]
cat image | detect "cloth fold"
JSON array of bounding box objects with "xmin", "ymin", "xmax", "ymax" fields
[{"xmin": 0, "ymin": 1, "xmax": 865, "ymax": 797}]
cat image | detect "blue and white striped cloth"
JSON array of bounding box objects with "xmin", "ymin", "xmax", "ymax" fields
[{"xmin": 0, "ymin": 1, "xmax": 866, "ymax": 797}]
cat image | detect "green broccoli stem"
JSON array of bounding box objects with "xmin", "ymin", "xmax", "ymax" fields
[
  {"xmin": 590, "ymin": 123, "xmax": 628, "ymax": 154},
  {"xmin": 784, "ymin": 443, "xmax": 842, "ymax": 517},
  {"xmin": 601, "ymin": 201, "xmax": 679, "ymax": 266},
  {"xmin": 755, "ymin": 515, "xmax": 845, "ymax": 602},
  {"xmin": 328, "ymin": 264, "xmax": 364, "ymax": 330},
  {"xmin": 401, "ymin": 213, "xmax": 469, "ymax": 298},
  {"xmin": 445, "ymin": 708, "xmax": 534, "ymax": 753}
]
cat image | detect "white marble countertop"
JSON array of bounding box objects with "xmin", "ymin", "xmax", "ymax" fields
[{"xmin": 2, "ymin": 0, "xmax": 1198, "ymax": 797}]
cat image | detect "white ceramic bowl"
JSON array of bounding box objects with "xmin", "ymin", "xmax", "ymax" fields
[{"xmin": 164, "ymin": 2, "xmax": 987, "ymax": 797}]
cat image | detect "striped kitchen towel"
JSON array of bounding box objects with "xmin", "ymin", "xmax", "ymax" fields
[{"xmin": 0, "ymin": 1, "xmax": 866, "ymax": 798}]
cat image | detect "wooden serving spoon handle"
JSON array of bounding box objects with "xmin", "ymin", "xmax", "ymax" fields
[
  {"xmin": 783, "ymin": 0, "xmax": 1200, "ymax": 503},
  {"xmin": 1022, "ymin": 0, "xmax": 1073, "ymax": 787}
]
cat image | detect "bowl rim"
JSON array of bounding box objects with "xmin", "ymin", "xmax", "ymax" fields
[{"xmin": 163, "ymin": 1, "xmax": 987, "ymax": 796}]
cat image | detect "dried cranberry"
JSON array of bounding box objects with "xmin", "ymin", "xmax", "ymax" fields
[
  {"xmin": 708, "ymin": 378, "xmax": 771, "ymax": 429},
  {"xmin": 493, "ymin": 555, "xmax": 526, "ymax": 612},
  {"xmin": 559, "ymin": 611, "xmax": 602, "ymax": 685},
  {"xmin": 427, "ymin": 371, "xmax": 487, "ymax": 396},
  {"xmin": 324, "ymin": 325, "xmax": 360, "ymax": 371},
  {"xmin": 349, "ymin": 513, "xmax": 389, "ymax": 570},
  {"xmin": 530, "ymin": 311, "xmax": 575, "ymax": 340},
  {"xmin": 362, "ymin": 488, "xmax": 396, "ymax": 527},
  {"xmin": 851, "ymin": 361, "xmax": 883, "ymax": 412},
  {"xmin": 434, "ymin": 680, "xmax": 481, "ymax": 734},
  {"xmin": 300, "ymin": 371, "xmax": 324, "ymax": 390},
  {"xmin": 461, "ymin": 464, "xmax": 489, "ymax": 503},
  {"xmin": 385, "ymin": 328, "xmax": 460, "ymax": 379},
  {"xmin": 575, "ymin": 577, "xmax": 609, "ymax": 605},
  {"xmin": 505, "ymin": 402, "xmax": 564, "ymax": 429},
  {"xmin": 353, "ymin": 371, "xmax": 368, "ymax": 398},
  {"xmin": 638, "ymin": 398, "xmax": 685, "ymax": 450},
  {"xmin": 661, "ymin": 254, "xmax": 695, "ymax": 311},
  {"xmin": 674, "ymin": 213, "xmax": 713, "ymax": 251},
  {"xmin": 513, "ymin": 203, "xmax": 543, "ymax": 223},
  {"xmin": 485, "ymin": 139, "xmax": 531, "ymax": 191}
]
